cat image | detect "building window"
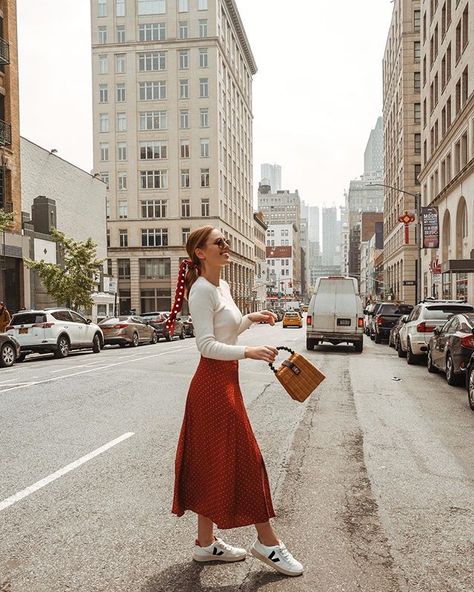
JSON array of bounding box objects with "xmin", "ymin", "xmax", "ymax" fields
[
  {"xmin": 140, "ymin": 140, "xmax": 168, "ymax": 160},
  {"xmin": 98, "ymin": 0, "xmax": 107, "ymax": 17},
  {"xmin": 179, "ymin": 79, "xmax": 189, "ymax": 99},
  {"xmin": 182, "ymin": 227, "xmax": 190, "ymax": 245},
  {"xmin": 180, "ymin": 110, "xmax": 189, "ymax": 128},
  {"xmin": 117, "ymin": 142, "xmax": 127, "ymax": 161},
  {"xmin": 140, "ymin": 170, "xmax": 168, "ymax": 189},
  {"xmin": 118, "ymin": 172, "xmax": 127, "ymax": 190},
  {"xmin": 181, "ymin": 199, "xmax": 190, "ymax": 217},
  {"xmin": 180, "ymin": 169, "xmax": 190, "ymax": 188},
  {"xmin": 414, "ymin": 9, "xmax": 421, "ymax": 31},
  {"xmin": 179, "ymin": 21, "xmax": 188, "ymax": 39},
  {"xmin": 199, "ymin": 19, "xmax": 208, "ymax": 38},
  {"xmin": 116, "ymin": 25, "xmax": 125, "ymax": 43},
  {"xmin": 138, "ymin": 51, "xmax": 166, "ymax": 71},
  {"xmin": 98, "ymin": 26, "xmax": 107, "ymax": 44},
  {"xmin": 179, "ymin": 49, "xmax": 190, "ymax": 69},
  {"xmin": 117, "ymin": 112, "xmax": 127, "ymax": 131},
  {"xmin": 200, "ymin": 138, "xmax": 209, "ymax": 157},
  {"xmin": 100, "ymin": 172, "xmax": 110, "ymax": 187},
  {"xmin": 139, "ymin": 81, "xmax": 167, "ymax": 101},
  {"xmin": 200, "ymin": 168, "xmax": 210, "ymax": 187},
  {"xmin": 116, "ymin": 83, "xmax": 126, "ymax": 102},
  {"xmin": 414, "ymin": 133, "xmax": 421, "ymax": 154},
  {"xmin": 138, "ymin": 0, "xmax": 166, "ymax": 15},
  {"xmin": 414, "ymin": 71, "xmax": 421, "ymax": 91},
  {"xmin": 139, "ymin": 258, "xmax": 171, "ymax": 280},
  {"xmin": 199, "ymin": 78, "xmax": 209, "ymax": 98},
  {"xmin": 141, "ymin": 199, "xmax": 167, "ymax": 218},
  {"xmin": 199, "ymin": 48, "xmax": 208, "ymax": 68},
  {"xmin": 99, "ymin": 113, "xmax": 109, "ymax": 133},
  {"xmin": 107, "ymin": 228, "xmax": 110, "ymax": 247},
  {"xmin": 99, "ymin": 83, "xmax": 108, "ymax": 103},
  {"xmin": 415, "ymin": 164, "xmax": 421, "ymax": 185},
  {"xmin": 118, "ymin": 258, "xmax": 130, "ymax": 279},
  {"xmin": 138, "ymin": 23, "xmax": 166, "ymax": 41},
  {"xmin": 115, "ymin": 54, "xmax": 126, "ymax": 73},
  {"xmin": 414, "ymin": 102, "xmax": 421, "ymax": 123},
  {"xmin": 180, "ymin": 140, "xmax": 190, "ymax": 158},
  {"xmin": 119, "ymin": 229, "xmax": 128, "ymax": 247},
  {"xmin": 141, "ymin": 228, "xmax": 168, "ymax": 247},
  {"xmin": 99, "ymin": 54, "xmax": 108, "ymax": 74},
  {"xmin": 178, "ymin": 0, "xmax": 188, "ymax": 11},
  {"xmin": 100, "ymin": 142, "xmax": 109, "ymax": 161},
  {"xmin": 116, "ymin": 0, "xmax": 125, "ymax": 17},
  {"xmin": 118, "ymin": 202, "xmax": 128, "ymax": 219},
  {"xmin": 198, "ymin": 0, "xmax": 208, "ymax": 9},
  {"xmin": 201, "ymin": 198, "xmax": 210, "ymax": 216},
  {"xmin": 414, "ymin": 41, "xmax": 421, "ymax": 61},
  {"xmin": 139, "ymin": 110, "xmax": 168, "ymax": 130},
  {"xmin": 200, "ymin": 108, "xmax": 209, "ymax": 127},
  {"xmin": 107, "ymin": 258, "xmax": 112, "ymax": 276}
]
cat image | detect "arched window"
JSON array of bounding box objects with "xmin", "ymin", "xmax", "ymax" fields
[
  {"xmin": 456, "ymin": 197, "xmax": 468, "ymax": 258},
  {"xmin": 442, "ymin": 209, "xmax": 451, "ymax": 261}
]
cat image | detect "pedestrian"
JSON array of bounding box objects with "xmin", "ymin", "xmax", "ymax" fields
[
  {"xmin": 0, "ymin": 302, "xmax": 11, "ymax": 333},
  {"xmin": 168, "ymin": 225, "xmax": 303, "ymax": 577}
]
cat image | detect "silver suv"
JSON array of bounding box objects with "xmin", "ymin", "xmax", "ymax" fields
[{"xmin": 7, "ymin": 308, "xmax": 104, "ymax": 361}]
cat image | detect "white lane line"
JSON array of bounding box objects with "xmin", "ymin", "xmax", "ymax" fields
[
  {"xmin": 0, "ymin": 432, "xmax": 135, "ymax": 513},
  {"xmin": 0, "ymin": 345, "xmax": 196, "ymax": 394},
  {"xmin": 49, "ymin": 361, "xmax": 105, "ymax": 373}
]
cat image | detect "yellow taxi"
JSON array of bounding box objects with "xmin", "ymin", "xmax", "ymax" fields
[{"xmin": 282, "ymin": 311, "xmax": 303, "ymax": 328}]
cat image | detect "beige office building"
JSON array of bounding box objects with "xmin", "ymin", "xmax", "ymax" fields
[
  {"xmin": 419, "ymin": 0, "xmax": 474, "ymax": 304},
  {"xmin": 91, "ymin": 0, "xmax": 257, "ymax": 314},
  {"xmin": 383, "ymin": 0, "xmax": 422, "ymax": 304}
]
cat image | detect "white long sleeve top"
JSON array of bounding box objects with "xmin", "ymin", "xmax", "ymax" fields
[{"xmin": 188, "ymin": 276, "xmax": 253, "ymax": 360}]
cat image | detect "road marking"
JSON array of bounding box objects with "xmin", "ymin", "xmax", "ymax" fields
[
  {"xmin": 0, "ymin": 432, "xmax": 135, "ymax": 513},
  {"xmin": 0, "ymin": 345, "xmax": 196, "ymax": 395}
]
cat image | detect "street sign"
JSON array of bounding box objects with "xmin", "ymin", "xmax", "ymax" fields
[
  {"xmin": 432, "ymin": 274, "xmax": 442, "ymax": 285},
  {"xmin": 403, "ymin": 280, "xmax": 416, "ymax": 286},
  {"xmin": 421, "ymin": 206, "xmax": 440, "ymax": 248}
]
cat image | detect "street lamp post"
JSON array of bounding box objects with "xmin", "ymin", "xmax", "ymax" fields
[{"xmin": 367, "ymin": 183, "xmax": 422, "ymax": 303}]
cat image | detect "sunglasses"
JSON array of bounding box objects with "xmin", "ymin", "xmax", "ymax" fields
[{"xmin": 213, "ymin": 238, "xmax": 230, "ymax": 250}]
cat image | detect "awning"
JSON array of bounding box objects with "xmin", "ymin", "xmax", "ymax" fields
[{"xmin": 441, "ymin": 259, "xmax": 474, "ymax": 273}]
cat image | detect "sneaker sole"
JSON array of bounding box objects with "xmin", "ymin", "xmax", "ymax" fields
[
  {"xmin": 250, "ymin": 547, "xmax": 303, "ymax": 577},
  {"xmin": 192, "ymin": 553, "xmax": 247, "ymax": 563}
]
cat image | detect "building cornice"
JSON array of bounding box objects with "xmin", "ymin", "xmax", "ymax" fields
[{"xmin": 223, "ymin": 0, "xmax": 257, "ymax": 75}]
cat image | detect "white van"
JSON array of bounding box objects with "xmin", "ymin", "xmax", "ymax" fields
[{"xmin": 306, "ymin": 276, "xmax": 364, "ymax": 352}]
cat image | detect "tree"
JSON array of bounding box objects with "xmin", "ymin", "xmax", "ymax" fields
[
  {"xmin": 0, "ymin": 208, "xmax": 14, "ymax": 232},
  {"xmin": 24, "ymin": 228, "xmax": 104, "ymax": 310}
]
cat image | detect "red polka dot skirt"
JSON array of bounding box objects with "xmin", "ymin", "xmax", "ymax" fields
[{"xmin": 172, "ymin": 357, "xmax": 276, "ymax": 529}]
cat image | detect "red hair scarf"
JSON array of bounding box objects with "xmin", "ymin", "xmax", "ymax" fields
[{"xmin": 166, "ymin": 259, "xmax": 197, "ymax": 337}]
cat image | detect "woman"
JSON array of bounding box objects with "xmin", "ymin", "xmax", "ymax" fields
[{"xmin": 168, "ymin": 226, "xmax": 303, "ymax": 577}]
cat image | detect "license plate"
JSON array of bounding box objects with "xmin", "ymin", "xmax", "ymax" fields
[
  {"xmin": 19, "ymin": 328, "xmax": 28, "ymax": 334},
  {"xmin": 337, "ymin": 319, "xmax": 351, "ymax": 327}
]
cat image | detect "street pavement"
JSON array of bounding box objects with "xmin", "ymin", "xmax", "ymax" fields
[{"xmin": 0, "ymin": 323, "xmax": 472, "ymax": 592}]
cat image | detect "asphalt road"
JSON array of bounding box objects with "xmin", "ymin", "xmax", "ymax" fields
[{"xmin": 0, "ymin": 324, "xmax": 472, "ymax": 592}]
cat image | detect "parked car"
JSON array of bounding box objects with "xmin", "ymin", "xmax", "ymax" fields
[
  {"xmin": 179, "ymin": 315, "xmax": 195, "ymax": 337},
  {"xmin": 140, "ymin": 312, "xmax": 186, "ymax": 341},
  {"xmin": 283, "ymin": 312, "xmax": 303, "ymax": 328},
  {"xmin": 466, "ymin": 353, "xmax": 474, "ymax": 410},
  {"xmin": 0, "ymin": 334, "xmax": 21, "ymax": 367},
  {"xmin": 397, "ymin": 300, "xmax": 474, "ymax": 364},
  {"xmin": 372, "ymin": 303, "xmax": 413, "ymax": 344},
  {"xmin": 427, "ymin": 312, "xmax": 474, "ymax": 385},
  {"xmin": 306, "ymin": 276, "xmax": 364, "ymax": 352},
  {"xmin": 389, "ymin": 314, "xmax": 409, "ymax": 348},
  {"xmin": 99, "ymin": 316, "xmax": 158, "ymax": 347},
  {"xmin": 6, "ymin": 308, "xmax": 103, "ymax": 360}
]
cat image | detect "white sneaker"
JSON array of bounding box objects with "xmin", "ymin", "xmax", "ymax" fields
[
  {"xmin": 250, "ymin": 539, "xmax": 304, "ymax": 577},
  {"xmin": 193, "ymin": 537, "xmax": 247, "ymax": 562}
]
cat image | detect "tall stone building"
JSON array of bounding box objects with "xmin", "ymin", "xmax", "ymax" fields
[
  {"xmin": 91, "ymin": 0, "xmax": 257, "ymax": 314},
  {"xmin": 0, "ymin": 0, "xmax": 23, "ymax": 311},
  {"xmin": 419, "ymin": 0, "xmax": 474, "ymax": 304},
  {"xmin": 383, "ymin": 0, "xmax": 421, "ymax": 304},
  {"xmin": 364, "ymin": 116, "xmax": 384, "ymax": 178}
]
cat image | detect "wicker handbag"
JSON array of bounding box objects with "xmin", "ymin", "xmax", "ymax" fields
[{"xmin": 269, "ymin": 347, "xmax": 326, "ymax": 402}]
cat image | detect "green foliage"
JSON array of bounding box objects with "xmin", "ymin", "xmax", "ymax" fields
[
  {"xmin": 24, "ymin": 228, "xmax": 104, "ymax": 310},
  {"xmin": 0, "ymin": 209, "xmax": 14, "ymax": 232}
]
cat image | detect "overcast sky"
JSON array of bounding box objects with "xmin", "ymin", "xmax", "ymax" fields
[{"xmin": 17, "ymin": 0, "xmax": 393, "ymax": 209}]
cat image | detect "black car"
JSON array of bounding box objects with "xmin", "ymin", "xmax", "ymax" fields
[
  {"xmin": 388, "ymin": 314, "xmax": 409, "ymax": 348},
  {"xmin": 466, "ymin": 352, "xmax": 474, "ymax": 410},
  {"xmin": 0, "ymin": 334, "xmax": 21, "ymax": 367},
  {"xmin": 372, "ymin": 303, "xmax": 414, "ymax": 343},
  {"xmin": 179, "ymin": 315, "xmax": 195, "ymax": 337},
  {"xmin": 427, "ymin": 312, "xmax": 474, "ymax": 385},
  {"xmin": 140, "ymin": 312, "xmax": 186, "ymax": 341}
]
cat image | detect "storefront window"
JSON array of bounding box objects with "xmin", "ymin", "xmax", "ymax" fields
[
  {"xmin": 455, "ymin": 272, "xmax": 468, "ymax": 301},
  {"xmin": 442, "ymin": 273, "xmax": 452, "ymax": 299}
]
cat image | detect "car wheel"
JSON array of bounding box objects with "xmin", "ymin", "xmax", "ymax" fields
[
  {"xmin": 370, "ymin": 332, "xmax": 375, "ymax": 341},
  {"xmin": 306, "ymin": 337, "xmax": 316, "ymax": 351},
  {"xmin": 179, "ymin": 328, "xmax": 185, "ymax": 340},
  {"xmin": 151, "ymin": 331, "xmax": 158, "ymax": 344},
  {"xmin": 374, "ymin": 331, "xmax": 382, "ymax": 344},
  {"xmin": 131, "ymin": 332, "xmax": 139, "ymax": 347},
  {"xmin": 354, "ymin": 340, "xmax": 363, "ymax": 353},
  {"xmin": 92, "ymin": 333, "xmax": 101, "ymax": 353},
  {"xmin": 165, "ymin": 333, "xmax": 172, "ymax": 342},
  {"xmin": 0, "ymin": 343, "xmax": 16, "ymax": 367},
  {"xmin": 445, "ymin": 354, "xmax": 460, "ymax": 386},
  {"xmin": 119, "ymin": 343, "xmax": 127, "ymax": 348},
  {"xmin": 406, "ymin": 341, "xmax": 420, "ymax": 365},
  {"xmin": 427, "ymin": 348, "xmax": 438, "ymax": 373},
  {"xmin": 54, "ymin": 335, "xmax": 70, "ymax": 359},
  {"xmin": 468, "ymin": 366, "xmax": 474, "ymax": 410},
  {"xmin": 190, "ymin": 330, "xmax": 194, "ymax": 338},
  {"xmin": 16, "ymin": 353, "xmax": 26, "ymax": 363},
  {"xmin": 396, "ymin": 337, "xmax": 407, "ymax": 358}
]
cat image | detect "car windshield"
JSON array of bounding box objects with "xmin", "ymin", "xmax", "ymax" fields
[
  {"xmin": 424, "ymin": 305, "xmax": 474, "ymax": 320},
  {"xmin": 99, "ymin": 317, "xmax": 128, "ymax": 325},
  {"xmin": 379, "ymin": 304, "xmax": 413, "ymax": 315},
  {"xmin": 142, "ymin": 313, "xmax": 164, "ymax": 320},
  {"xmin": 11, "ymin": 313, "xmax": 47, "ymax": 325}
]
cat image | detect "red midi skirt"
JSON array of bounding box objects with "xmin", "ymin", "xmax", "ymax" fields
[{"xmin": 172, "ymin": 357, "xmax": 275, "ymax": 529}]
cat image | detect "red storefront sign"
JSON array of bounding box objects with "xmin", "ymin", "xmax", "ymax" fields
[{"xmin": 266, "ymin": 246, "xmax": 292, "ymax": 258}]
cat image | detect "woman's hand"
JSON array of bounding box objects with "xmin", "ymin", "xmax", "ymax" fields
[
  {"xmin": 244, "ymin": 346, "xmax": 279, "ymax": 363},
  {"xmin": 248, "ymin": 310, "xmax": 278, "ymax": 325}
]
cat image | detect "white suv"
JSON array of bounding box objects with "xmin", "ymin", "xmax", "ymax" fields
[
  {"xmin": 397, "ymin": 300, "xmax": 474, "ymax": 364},
  {"xmin": 7, "ymin": 308, "xmax": 104, "ymax": 361}
]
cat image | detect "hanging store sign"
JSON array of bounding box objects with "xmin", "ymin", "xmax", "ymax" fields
[{"xmin": 421, "ymin": 207, "xmax": 439, "ymax": 248}]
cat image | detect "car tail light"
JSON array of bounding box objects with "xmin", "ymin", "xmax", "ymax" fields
[
  {"xmin": 376, "ymin": 315, "xmax": 384, "ymax": 325},
  {"xmin": 114, "ymin": 323, "xmax": 128, "ymax": 329},
  {"xmin": 417, "ymin": 322, "xmax": 436, "ymax": 333},
  {"xmin": 461, "ymin": 335, "xmax": 474, "ymax": 349},
  {"xmin": 307, "ymin": 315, "xmax": 312, "ymax": 326},
  {"xmin": 358, "ymin": 318, "xmax": 364, "ymax": 328},
  {"xmin": 33, "ymin": 322, "xmax": 55, "ymax": 328}
]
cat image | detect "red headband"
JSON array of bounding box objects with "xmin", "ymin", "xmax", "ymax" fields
[{"xmin": 166, "ymin": 259, "xmax": 198, "ymax": 337}]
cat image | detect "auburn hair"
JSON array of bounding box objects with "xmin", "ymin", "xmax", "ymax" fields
[{"xmin": 184, "ymin": 225, "xmax": 215, "ymax": 298}]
